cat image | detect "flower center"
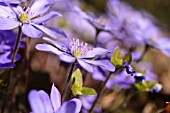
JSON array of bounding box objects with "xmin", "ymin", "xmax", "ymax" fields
[
  {"xmin": 19, "ymin": 13, "xmax": 29, "ymax": 23},
  {"xmin": 69, "ymin": 38, "xmax": 91, "ymax": 58},
  {"xmin": 18, "ymin": 7, "xmax": 37, "ymax": 23},
  {"xmin": 73, "ymin": 49, "xmax": 82, "ymax": 58}
]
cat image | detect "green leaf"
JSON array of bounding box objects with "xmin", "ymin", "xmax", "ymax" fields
[
  {"xmin": 110, "ymin": 47, "xmax": 123, "ymax": 68},
  {"xmin": 81, "ymin": 87, "xmax": 96, "ymax": 95},
  {"xmin": 123, "ymin": 53, "xmax": 132, "ymax": 64},
  {"xmin": 70, "ymin": 69, "xmax": 83, "ymax": 96},
  {"xmin": 143, "ymin": 81, "xmax": 157, "ymax": 89},
  {"xmin": 135, "ymin": 83, "xmax": 148, "ymax": 91},
  {"xmin": 70, "ymin": 69, "xmax": 97, "ymax": 96},
  {"xmin": 135, "ymin": 81, "xmax": 157, "ymax": 92}
]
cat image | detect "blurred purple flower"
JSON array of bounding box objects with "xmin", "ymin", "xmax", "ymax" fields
[
  {"xmin": 0, "ymin": 51, "xmax": 20, "ymax": 68},
  {"xmin": 135, "ymin": 62, "xmax": 158, "ymax": 81},
  {"xmin": 80, "ymin": 95, "xmax": 101, "ymax": 113},
  {"xmin": 107, "ymin": 0, "xmax": 144, "ymax": 47},
  {"xmin": 107, "ymin": 0, "xmax": 159, "ymax": 48},
  {"xmin": 95, "ymin": 61, "xmax": 158, "ymax": 89},
  {"xmin": 0, "ymin": 30, "xmax": 25, "ymax": 53},
  {"xmin": 106, "ymin": 70, "xmax": 135, "ymax": 89},
  {"xmin": 72, "ymin": 6, "xmax": 112, "ymax": 31},
  {"xmin": 28, "ymin": 83, "xmax": 82, "ymax": 113},
  {"xmin": 0, "ymin": 0, "xmax": 65, "ymax": 38},
  {"xmin": 36, "ymin": 37, "xmax": 115, "ymax": 73},
  {"xmin": 0, "ymin": 30, "xmax": 24, "ymax": 68}
]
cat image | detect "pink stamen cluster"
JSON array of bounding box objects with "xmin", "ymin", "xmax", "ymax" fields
[{"xmin": 69, "ymin": 38, "xmax": 92, "ymax": 57}]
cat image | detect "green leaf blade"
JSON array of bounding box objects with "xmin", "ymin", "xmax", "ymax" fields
[{"xmin": 81, "ymin": 87, "xmax": 96, "ymax": 95}]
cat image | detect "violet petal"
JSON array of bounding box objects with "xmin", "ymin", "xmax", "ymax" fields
[
  {"xmin": 77, "ymin": 59, "xmax": 93, "ymax": 73},
  {"xmin": 50, "ymin": 83, "xmax": 61, "ymax": 112},
  {"xmin": 22, "ymin": 24, "xmax": 42, "ymax": 38}
]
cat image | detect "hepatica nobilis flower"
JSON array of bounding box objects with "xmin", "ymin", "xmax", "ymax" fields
[
  {"xmin": 36, "ymin": 37, "xmax": 115, "ymax": 73},
  {"xmin": 28, "ymin": 83, "xmax": 82, "ymax": 113},
  {"xmin": 0, "ymin": 0, "xmax": 63, "ymax": 38}
]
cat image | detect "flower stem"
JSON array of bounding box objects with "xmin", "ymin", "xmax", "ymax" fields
[
  {"xmin": 136, "ymin": 44, "xmax": 150, "ymax": 63},
  {"xmin": 89, "ymin": 72, "xmax": 113, "ymax": 113},
  {"xmin": 61, "ymin": 64, "xmax": 75, "ymax": 103},
  {"xmin": 94, "ymin": 29, "xmax": 101, "ymax": 47},
  {"xmin": 12, "ymin": 25, "xmax": 22, "ymax": 63}
]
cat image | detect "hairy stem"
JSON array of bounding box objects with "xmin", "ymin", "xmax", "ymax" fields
[{"xmin": 89, "ymin": 72, "xmax": 113, "ymax": 113}]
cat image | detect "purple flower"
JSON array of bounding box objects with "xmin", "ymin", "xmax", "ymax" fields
[
  {"xmin": 28, "ymin": 83, "xmax": 82, "ymax": 113},
  {"xmin": 107, "ymin": 0, "xmax": 144, "ymax": 46},
  {"xmin": 0, "ymin": 30, "xmax": 25, "ymax": 53},
  {"xmin": 135, "ymin": 62, "xmax": 158, "ymax": 81},
  {"xmin": 0, "ymin": 51, "xmax": 20, "ymax": 68},
  {"xmin": 72, "ymin": 6, "xmax": 112, "ymax": 31},
  {"xmin": 107, "ymin": 0, "xmax": 159, "ymax": 48},
  {"xmin": 0, "ymin": 0, "xmax": 64, "ymax": 38},
  {"xmin": 80, "ymin": 95, "xmax": 101, "ymax": 113},
  {"xmin": 106, "ymin": 70, "xmax": 135, "ymax": 89},
  {"xmin": 36, "ymin": 37, "xmax": 115, "ymax": 73},
  {"xmin": 0, "ymin": 30, "xmax": 24, "ymax": 68}
]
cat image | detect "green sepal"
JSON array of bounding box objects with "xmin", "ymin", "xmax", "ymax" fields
[
  {"xmin": 135, "ymin": 81, "xmax": 157, "ymax": 92},
  {"xmin": 81, "ymin": 87, "xmax": 96, "ymax": 95},
  {"xmin": 110, "ymin": 47, "xmax": 123, "ymax": 68}
]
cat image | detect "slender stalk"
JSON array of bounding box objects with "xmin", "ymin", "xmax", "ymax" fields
[
  {"xmin": 61, "ymin": 64, "xmax": 75, "ymax": 103},
  {"xmin": 136, "ymin": 44, "xmax": 150, "ymax": 63},
  {"xmin": 12, "ymin": 25, "xmax": 22, "ymax": 63},
  {"xmin": 89, "ymin": 72, "xmax": 113, "ymax": 113},
  {"xmin": 94, "ymin": 29, "xmax": 101, "ymax": 47}
]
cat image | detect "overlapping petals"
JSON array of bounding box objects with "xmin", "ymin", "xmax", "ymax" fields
[
  {"xmin": 28, "ymin": 83, "xmax": 82, "ymax": 113},
  {"xmin": 0, "ymin": 0, "xmax": 65, "ymax": 39},
  {"xmin": 0, "ymin": 30, "xmax": 24, "ymax": 68},
  {"xmin": 36, "ymin": 37, "xmax": 115, "ymax": 73}
]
